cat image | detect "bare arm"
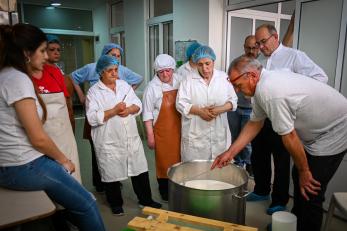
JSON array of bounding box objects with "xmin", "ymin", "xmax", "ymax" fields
[
  {"xmin": 118, "ymin": 104, "xmax": 140, "ymax": 117},
  {"xmin": 68, "ymin": 75, "xmax": 86, "ymax": 104},
  {"xmin": 211, "ymin": 120, "xmax": 264, "ymax": 169},
  {"xmin": 281, "ymin": 130, "xmax": 321, "ymax": 200},
  {"xmin": 14, "ymin": 98, "xmax": 75, "ymax": 173},
  {"xmin": 209, "ymin": 102, "xmax": 233, "ymax": 116},
  {"xmin": 132, "ymin": 83, "xmax": 141, "ymax": 90},
  {"xmin": 144, "ymin": 120, "xmax": 155, "ymax": 149},
  {"xmin": 282, "ymin": 11, "xmax": 295, "ymax": 47},
  {"xmin": 103, "ymin": 102, "xmax": 126, "ymax": 122}
]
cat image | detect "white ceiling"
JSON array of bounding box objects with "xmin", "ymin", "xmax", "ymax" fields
[{"xmin": 18, "ymin": 0, "xmax": 108, "ymax": 10}]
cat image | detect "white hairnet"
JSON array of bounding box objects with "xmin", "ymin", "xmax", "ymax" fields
[{"xmin": 153, "ymin": 54, "xmax": 176, "ymax": 72}]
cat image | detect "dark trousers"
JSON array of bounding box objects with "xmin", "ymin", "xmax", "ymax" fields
[
  {"xmin": 292, "ymin": 150, "xmax": 346, "ymax": 231},
  {"xmin": 157, "ymin": 178, "xmax": 168, "ymax": 197},
  {"xmin": 103, "ymin": 172, "xmax": 153, "ymax": 208},
  {"xmin": 251, "ymin": 119, "xmax": 290, "ymax": 206},
  {"xmin": 89, "ymin": 140, "xmax": 103, "ymax": 189}
]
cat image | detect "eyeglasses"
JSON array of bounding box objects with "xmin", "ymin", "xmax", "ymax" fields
[
  {"xmin": 256, "ymin": 34, "xmax": 273, "ymax": 47},
  {"xmin": 228, "ymin": 72, "xmax": 249, "ymax": 84},
  {"xmin": 244, "ymin": 45, "xmax": 259, "ymax": 51}
]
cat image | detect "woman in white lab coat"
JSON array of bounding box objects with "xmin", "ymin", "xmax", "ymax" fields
[
  {"xmin": 86, "ymin": 55, "xmax": 161, "ymax": 216},
  {"xmin": 176, "ymin": 46, "xmax": 238, "ymax": 162},
  {"xmin": 143, "ymin": 54, "xmax": 182, "ymax": 201}
]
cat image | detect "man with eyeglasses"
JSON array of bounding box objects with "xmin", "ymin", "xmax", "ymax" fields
[
  {"xmin": 255, "ymin": 24, "xmax": 327, "ymax": 83},
  {"xmin": 245, "ymin": 24, "xmax": 328, "ymax": 215},
  {"xmin": 69, "ymin": 43, "xmax": 143, "ymax": 193},
  {"xmin": 212, "ymin": 55, "xmax": 347, "ymax": 231},
  {"xmin": 244, "ymin": 35, "xmax": 260, "ymax": 59},
  {"xmin": 227, "ymin": 35, "xmax": 259, "ymax": 176}
]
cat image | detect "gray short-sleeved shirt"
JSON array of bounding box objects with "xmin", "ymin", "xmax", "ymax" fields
[
  {"xmin": 251, "ymin": 69, "xmax": 347, "ymax": 156},
  {"xmin": 0, "ymin": 67, "xmax": 43, "ymax": 166}
]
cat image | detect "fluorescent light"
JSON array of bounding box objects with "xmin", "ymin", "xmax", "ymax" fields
[{"xmin": 50, "ymin": 1, "xmax": 61, "ymax": 7}]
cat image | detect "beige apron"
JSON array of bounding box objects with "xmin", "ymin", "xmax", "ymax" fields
[
  {"xmin": 41, "ymin": 92, "xmax": 82, "ymax": 183},
  {"xmin": 154, "ymin": 90, "xmax": 181, "ymax": 178}
]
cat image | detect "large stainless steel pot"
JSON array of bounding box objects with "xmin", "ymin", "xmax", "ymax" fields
[{"xmin": 168, "ymin": 160, "xmax": 248, "ymax": 224}]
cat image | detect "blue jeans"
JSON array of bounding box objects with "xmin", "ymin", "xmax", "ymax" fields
[
  {"xmin": 0, "ymin": 156, "xmax": 106, "ymax": 231},
  {"xmin": 227, "ymin": 108, "xmax": 252, "ymax": 166}
]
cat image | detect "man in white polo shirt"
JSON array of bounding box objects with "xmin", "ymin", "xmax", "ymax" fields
[{"xmin": 212, "ymin": 56, "xmax": 347, "ymax": 231}]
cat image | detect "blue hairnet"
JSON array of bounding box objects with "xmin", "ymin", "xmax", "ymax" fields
[
  {"xmin": 101, "ymin": 43, "xmax": 124, "ymax": 56},
  {"xmin": 192, "ymin": 45, "xmax": 216, "ymax": 63},
  {"xmin": 185, "ymin": 42, "xmax": 201, "ymax": 61},
  {"xmin": 46, "ymin": 34, "xmax": 60, "ymax": 44},
  {"xmin": 96, "ymin": 55, "xmax": 119, "ymax": 75}
]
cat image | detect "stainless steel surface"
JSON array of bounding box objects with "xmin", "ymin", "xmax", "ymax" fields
[{"xmin": 168, "ymin": 160, "xmax": 248, "ymax": 224}]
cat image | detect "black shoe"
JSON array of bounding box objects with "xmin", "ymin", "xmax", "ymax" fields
[
  {"xmin": 111, "ymin": 206, "xmax": 125, "ymax": 216},
  {"xmin": 138, "ymin": 200, "xmax": 162, "ymax": 209}
]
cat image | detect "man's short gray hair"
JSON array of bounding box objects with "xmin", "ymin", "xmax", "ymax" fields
[
  {"xmin": 227, "ymin": 55, "xmax": 263, "ymax": 76},
  {"xmin": 256, "ymin": 24, "xmax": 277, "ymax": 35}
]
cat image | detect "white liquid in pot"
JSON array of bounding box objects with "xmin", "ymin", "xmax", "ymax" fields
[{"xmin": 183, "ymin": 180, "xmax": 236, "ymax": 190}]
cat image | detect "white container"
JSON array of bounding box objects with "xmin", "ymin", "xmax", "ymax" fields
[{"xmin": 272, "ymin": 211, "xmax": 297, "ymax": 231}]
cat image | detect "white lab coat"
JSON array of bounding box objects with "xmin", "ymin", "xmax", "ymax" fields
[
  {"xmin": 86, "ymin": 80, "xmax": 148, "ymax": 182},
  {"xmin": 176, "ymin": 61, "xmax": 197, "ymax": 80},
  {"xmin": 176, "ymin": 69, "xmax": 238, "ymax": 162}
]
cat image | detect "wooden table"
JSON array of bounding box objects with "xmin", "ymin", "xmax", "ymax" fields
[{"xmin": 0, "ymin": 187, "xmax": 56, "ymax": 229}]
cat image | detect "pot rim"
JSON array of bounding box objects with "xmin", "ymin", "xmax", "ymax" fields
[{"xmin": 167, "ymin": 160, "xmax": 248, "ymax": 193}]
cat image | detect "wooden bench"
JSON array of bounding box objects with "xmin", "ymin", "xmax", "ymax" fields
[
  {"xmin": 128, "ymin": 207, "xmax": 257, "ymax": 231},
  {"xmin": 0, "ymin": 187, "xmax": 56, "ymax": 229}
]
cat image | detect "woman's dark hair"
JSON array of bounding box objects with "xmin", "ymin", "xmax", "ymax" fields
[{"xmin": 0, "ymin": 23, "xmax": 47, "ymax": 122}]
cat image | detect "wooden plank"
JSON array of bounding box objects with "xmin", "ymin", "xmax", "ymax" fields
[
  {"xmin": 129, "ymin": 207, "xmax": 258, "ymax": 231},
  {"xmin": 128, "ymin": 217, "xmax": 201, "ymax": 231}
]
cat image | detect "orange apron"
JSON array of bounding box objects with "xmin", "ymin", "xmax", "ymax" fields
[{"xmin": 154, "ymin": 90, "xmax": 181, "ymax": 178}]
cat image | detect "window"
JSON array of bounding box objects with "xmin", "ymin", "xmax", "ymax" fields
[
  {"xmin": 110, "ymin": 1, "xmax": 124, "ymax": 28},
  {"xmin": 110, "ymin": 1, "xmax": 126, "ymax": 65},
  {"xmin": 225, "ymin": 1, "xmax": 294, "ymax": 69},
  {"xmin": 149, "ymin": 0, "xmax": 173, "ymax": 18},
  {"xmin": 163, "ymin": 22, "xmax": 173, "ymax": 55},
  {"xmin": 146, "ymin": 0, "xmax": 173, "ymax": 78}
]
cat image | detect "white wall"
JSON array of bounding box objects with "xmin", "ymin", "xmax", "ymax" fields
[
  {"xmin": 92, "ymin": 3, "xmax": 110, "ymax": 60},
  {"xmin": 124, "ymin": 0, "xmax": 147, "ymax": 91},
  {"xmin": 208, "ymin": 0, "xmax": 225, "ymax": 70},
  {"xmin": 173, "ymin": 0, "xmax": 225, "ymax": 70},
  {"xmin": 173, "ymin": 0, "xmax": 209, "ymax": 47}
]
